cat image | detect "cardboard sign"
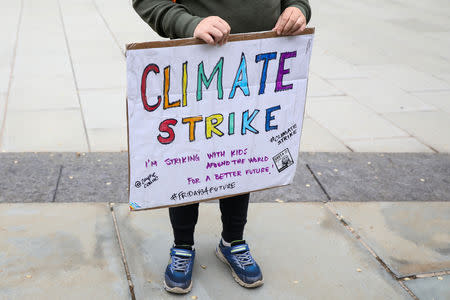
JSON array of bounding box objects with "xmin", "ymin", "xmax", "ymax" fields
[{"xmin": 126, "ymin": 30, "xmax": 314, "ymax": 210}]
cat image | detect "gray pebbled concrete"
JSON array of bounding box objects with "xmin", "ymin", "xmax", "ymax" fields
[
  {"xmin": 329, "ymin": 202, "xmax": 450, "ymax": 277},
  {"xmin": 404, "ymin": 275, "xmax": 450, "ymax": 300},
  {"xmin": 1, "ymin": 152, "xmax": 449, "ymax": 204},
  {"xmin": 53, "ymin": 153, "xmax": 128, "ymax": 203},
  {"xmin": 114, "ymin": 203, "xmax": 410, "ymax": 300},
  {"xmin": 0, "ymin": 203, "xmax": 130, "ymax": 300},
  {"xmin": 250, "ymin": 162, "xmax": 327, "ymax": 202},
  {"xmin": 302, "ymin": 153, "xmax": 450, "ymax": 201},
  {"xmin": 0, "ymin": 153, "xmax": 61, "ymax": 202}
]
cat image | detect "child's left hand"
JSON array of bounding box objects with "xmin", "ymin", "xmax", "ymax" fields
[{"xmin": 272, "ymin": 7, "xmax": 307, "ymax": 36}]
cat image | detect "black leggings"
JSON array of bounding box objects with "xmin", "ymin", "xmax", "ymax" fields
[{"xmin": 169, "ymin": 193, "xmax": 249, "ymax": 246}]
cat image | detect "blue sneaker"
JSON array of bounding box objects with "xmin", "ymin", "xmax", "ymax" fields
[
  {"xmin": 164, "ymin": 246, "xmax": 195, "ymax": 294},
  {"xmin": 216, "ymin": 240, "xmax": 264, "ymax": 288}
]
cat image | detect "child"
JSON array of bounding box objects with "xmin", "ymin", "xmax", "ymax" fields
[{"xmin": 132, "ymin": 0, "xmax": 311, "ymax": 294}]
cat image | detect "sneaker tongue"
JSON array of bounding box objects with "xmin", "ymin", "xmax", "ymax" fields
[
  {"xmin": 230, "ymin": 240, "xmax": 246, "ymax": 247},
  {"xmin": 174, "ymin": 245, "xmax": 192, "ymax": 251},
  {"xmin": 230, "ymin": 240, "xmax": 249, "ymax": 254}
]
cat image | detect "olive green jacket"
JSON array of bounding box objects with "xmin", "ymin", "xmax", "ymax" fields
[{"xmin": 132, "ymin": 0, "xmax": 311, "ymax": 39}]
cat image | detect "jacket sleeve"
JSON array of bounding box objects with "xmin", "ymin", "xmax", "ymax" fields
[
  {"xmin": 281, "ymin": 0, "xmax": 311, "ymax": 23},
  {"xmin": 132, "ymin": 0, "xmax": 203, "ymax": 39}
]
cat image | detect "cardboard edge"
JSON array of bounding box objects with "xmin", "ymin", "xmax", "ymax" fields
[
  {"xmin": 126, "ymin": 97, "xmax": 131, "ymax": 203},
  {"xmin": 126, "ymin": 28, "xmax": 315, "ymax": 51},
  {"xmin": 298, "ymin": 35, "xmax": 315, "ymax": 157}
]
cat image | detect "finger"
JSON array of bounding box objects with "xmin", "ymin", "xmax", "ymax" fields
[
  {"xmin": 218, "ymin": 33, "xmax": 225, "ymax": 46},
  {"xmin": 282, "ymin": 17, "xmax": 297, "ymax": 35},
  {"xmin": 198, "ymin": 32, "xmax": 215, "ymax": 45},
  {"xmin": 287, "ymin": 18, "xmax": 302, "ymax": 35},
  {"xmin": 300, "ymin": 22, "xmax": 306, "ymax": 32},
  {"xmin": 291, "ymin": 28, "xmax": 303, "ymax": 36},
  {"xmin": 208, "ymin": 26, "xmax": 224, "ymax": 44},
  {"xmin": 291, "ymin": 23, "xmax": 307, "ymax": 36},
  {"xmin": 216, "ymin": 20, "xmax": 231, "ymax": 45},
  {"xmin": 218, "ymin": 18, "xmax": 231, "ymax": 34},
  {"xmin": 212, "ymin": 23, "xmax": 229, "ymax": 40},
  {"xmin": 276, "ymin": 10, "xmax": 293, "ymax": 35}
]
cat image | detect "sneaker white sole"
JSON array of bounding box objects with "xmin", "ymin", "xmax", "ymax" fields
[
  {"xmin": 163, "ymin": 279, "xmax": 193, "ymax": 294},
  {"xmin": 215, "ymin": 246, "xmax": 264, "ymax": 288}
]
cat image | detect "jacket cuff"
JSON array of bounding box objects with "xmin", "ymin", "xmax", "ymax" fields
[{"xmin": 174, "ymin": 13, "xmax": 204, "ymax": 38}]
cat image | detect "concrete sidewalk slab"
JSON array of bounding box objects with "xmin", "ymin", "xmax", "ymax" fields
[
  {"xmin": 345, "ymin": 137, "xmax": 433, "ymax": 153},
  {"xmin": 79, "ymin": 89, "xmax": 127, "ymax": 129},
  {"xmin": 328, "ymin": 77, "xmax": 435, "ymax": 113},
  {"xmin": 0, "ymin": 153, "xmax": 60, "ymax": 202},
  {"xmin": 300, "ymin": 117, "xmax": 350, "ymax": 152},
  {"xmin": 0, "ymin": 1, "xmax": 20, "ymax": 94},
  {"xmin": 0, "ymin": 203, "xmax": 130, "ymax": 299},
  {"xmin": 306, "ymin": 97, "xmax": 409, "ymax": 141},
  {"xmin": 114, "ymin": 203, "xmax": 410, "ymax": 300},
  {"xmin": 0, "ymin": 94, "xmax": 5, "ymax": 129},
  {"xmin": 413, "ymin": 91, "xmax": 450, "ymax": 114},
  {"xmin": 356, "ymin": 65, "xmax": 450, "ymax": 92},
  {"xmin": 384, "ymin": 111, "xmax": 450, "ymax": 153},
  {"xmin": 309, "ymin": 52, "xmax": 364, "ymax": 80},
  {"xmin": 1, "ymin": 110, "xmax": 89, "ymax": 152},
  {"xmin": 307, "ymin": 74, "xmax": 345, "ymax": 97},
  {"xmin": 404, "ymin": 275, "xmax": 450, "ymax": 300},
  {"xmin": 87, "ymin": 127, "xmax": 128, "ymax": 152},
  {"xmin": 328, "ymin": 202, "xmax": 450, "ymax": 277},
  {"xmin": 303, "ymin": 153, "xmax": 450, "ymax": 201},
  {"xmin": 94, "ymin": 0, "xmax": 167, "ymax": 52},
  {"xmin": 59, "ymin": 0, "xmax": 126, "ymax": 90}
]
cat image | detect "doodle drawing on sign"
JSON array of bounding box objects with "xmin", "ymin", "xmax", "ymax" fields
[{"xmin": 272, "ymin": 148, "xmax": 294, "ymax": 172}]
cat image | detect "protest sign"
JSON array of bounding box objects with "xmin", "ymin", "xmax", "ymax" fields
[{"xmin": 126, "ymin": 29, "xmax": 314, "ymax": 210}]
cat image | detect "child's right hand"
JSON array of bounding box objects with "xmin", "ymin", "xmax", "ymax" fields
[{"xmin": 193, "ymin": 16, "xmax": 231, "ymax": 46}]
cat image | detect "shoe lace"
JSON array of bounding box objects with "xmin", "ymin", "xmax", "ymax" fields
[
  {"xmin": 235, "ymin": 250, "xmax": 254, "ymax": 267},
  {"xmin": 171, "ymin": 255, "xmax": 190, "ymax": 272}
]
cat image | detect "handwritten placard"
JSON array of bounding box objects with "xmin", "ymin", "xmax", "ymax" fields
[{"xmin": 126, "ymin": 30, "xmax": 314, "ymax": 210}]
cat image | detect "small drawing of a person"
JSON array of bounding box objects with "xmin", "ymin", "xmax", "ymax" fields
[{"xmin": 281, "ymin": 155, "xmax": 291, "ymax": 168}]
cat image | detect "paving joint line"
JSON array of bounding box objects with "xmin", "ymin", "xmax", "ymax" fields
[
  {"xmin": 0, "ymin": 0, "xmax": 24, "ymax": 149},
  {"xmin": 52, "ymin": 165, "xmax": 63, "ymax": 202},
  {"xmin": 109, "ymin": 203, "xmax": 136, "ymax": 300},
  {"xmin": 344, "ymin": 144, "xmax": 354, "ymax": 152},
  {"xmin": 305, "ymin": 163, "xmax": 331, "ymax": 201},
  {"xmin": 407, "ymin": 88, "xmax": 450, "ymax": 94},
  {"xmin": 93, "ymin": 0, "xmax": 126, "ymax": 57},
  {"xmin": 398, "ymin": 270, "xmax": 450, "ymax": 281},
  {"xmin": 324, "ymin": 203, "xmax": 419, "ymax": 300},
  {"xmin": 57, "ymin": 0, "xmax": 92, "ymax": 152}
]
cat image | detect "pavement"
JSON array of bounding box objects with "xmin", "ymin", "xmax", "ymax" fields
[
  {"xmin": 0, "ymin": 152, "xmax": 449, "ymax": 299},
  {"xmin": 1, "ymin": 201, "xmax": 449, "ymax": 300},
  {"xmin": 0, "ymin": 0, "xmax": 449, "ymax": 299},
  {"xmin": 1, "ymin": 0, "xmax": 450, "ymax": 153}
]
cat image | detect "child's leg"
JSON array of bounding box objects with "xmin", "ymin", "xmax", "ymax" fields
[
  {"xmin": 219, "ymin": 193, "xmax": 249, "ymax": 243},
  {"xmin": 169, "ymin": 203, "xmax": 199, "ymax": 246}
]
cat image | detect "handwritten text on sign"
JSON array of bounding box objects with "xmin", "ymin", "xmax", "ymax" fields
[{"xmin": 127, "ymin": 33, "xmax": 314, "ymax": 210}]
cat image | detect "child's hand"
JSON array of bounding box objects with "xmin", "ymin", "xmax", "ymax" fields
[
  {"xmin": 194, "ymin": 16, "xmax": 231, "ymax": 46},
  {"xmin": 272, "ymin": 7, "xmax": 306, "ymax": 36}
]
